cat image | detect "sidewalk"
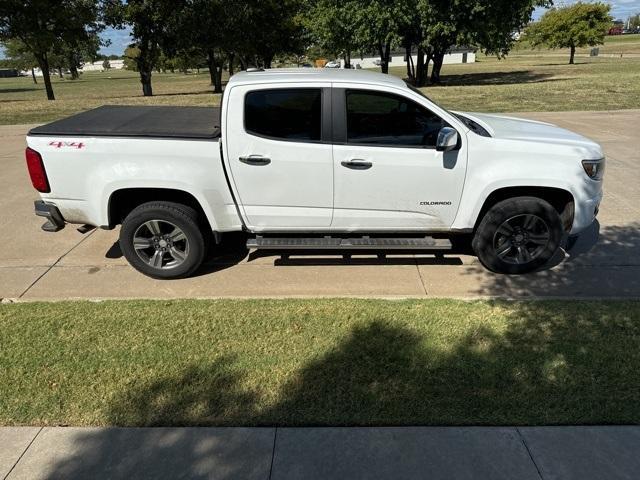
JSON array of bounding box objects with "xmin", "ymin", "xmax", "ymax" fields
[{"xmin": 2, "ymin": 426, "xmax": 639, "ymax": 479}]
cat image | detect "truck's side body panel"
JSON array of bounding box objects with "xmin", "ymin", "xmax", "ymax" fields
[
  {"xmin": 26, "ymin": 135, "xmax": 241, "ymax": 232},
  {"xmin": 450, "ymin": 131, "xmax": 604, "ymax": 234},
  {"xmin": 224, "ymin": 82, "xmax": 334, "ymax": 228},
  {"xmin": 330, "ymin": 82, "xmax": 468, "ymax": 231}
]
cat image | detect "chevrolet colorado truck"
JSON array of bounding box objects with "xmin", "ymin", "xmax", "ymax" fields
[{"xmin": 25, "ymin": 69, "xmax": 604, "ymax": 279}]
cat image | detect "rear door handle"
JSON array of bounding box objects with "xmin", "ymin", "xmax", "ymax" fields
[
  {"xmin": 341, "ymin": 159, "xmax": 372, "ymax": 170},
  {"xmin": 239, "ymin": 155, "xmax": 271, "ymax": 166}
]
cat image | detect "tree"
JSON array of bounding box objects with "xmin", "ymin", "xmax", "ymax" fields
[
  {"xmin": 305, "ymin": 0, "xmax": 361, "ymax": 68},
  {"xmin": 123, "ymin": 46, "xmax": 141, "ymax": 71},
  {"xmin": 1, "ymin": 39, "xmax": 38, "ymax": 83},
  {"xmin": 244, "ymin": 0, "xmax": 306, "ymax": 69},
  {"xmin": 353, "ymin": 0, "xmax": 412, "ymax": 74},
  {"xmin": 106, "ymin": 0, "xmax": 186, "ymax": 96},
  {"xmin": 407, "ymin": 0, "xmax": 550, "ymax": 85},
  {"xmin": 53, "ymin": 33, "xmax": 102, "ymax": 80},
  {"xmin": 0, "ymin": 0, "xmax": 103, "ymax": 100},
  {"xmin": 171, "ymin": 0, "xmax": 232, "ymax": 92},
  {"xmin": 526, "ymin": 2, "xmax": 612, "ymax": 64},
  {"xmin": 628, "ymin": 13, "xmax": 640, "ymax": 30}
]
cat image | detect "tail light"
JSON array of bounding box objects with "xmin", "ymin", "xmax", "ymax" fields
[{"xmin": 25, "ymin": 147, "xmax": 50, "ymax": 193}]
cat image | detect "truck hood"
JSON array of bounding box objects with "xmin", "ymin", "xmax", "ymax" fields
[{"xmin": 455, "ymin": 111, "xmax": 602, "ymax": 154}]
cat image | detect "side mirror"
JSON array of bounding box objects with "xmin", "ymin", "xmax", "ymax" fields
[{"xmin": 436, "ymin": 127, "xmax": 459, "ymax": 152}]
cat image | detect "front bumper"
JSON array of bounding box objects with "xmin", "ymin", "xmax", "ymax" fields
[
  {"xmin": 570, "ymin": 189, "xmax": 602, "ymax": 235},
  {"xmin": 34, "ymin": 200, "xmax": 65, "ymax": 232}
]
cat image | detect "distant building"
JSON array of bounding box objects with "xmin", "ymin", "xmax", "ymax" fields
[
  {"xmin": 0, "ymin": 68, "xmax": 19, "ymax": 78},
  {"xmin": 80, "ymin": 60, "xmax": 125, "ymax": 71},
  {"xmin": 349, "ymin": 47, "xmax": 476, "ymax": 69}
]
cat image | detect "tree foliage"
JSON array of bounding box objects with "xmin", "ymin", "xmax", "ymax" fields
[
  {"xmin": 105, "ymin": 0, "xmax": 186, "ymax": 96},
  {"xmin": 304, "ymin": 0, "xmax": 360, "ymax": 67},
  {"xmin": 1, "ymin": 39, "xmax": 38, "ymax": 82},
  {"xmin": 0, "ymin": 0, "xmax": 103, "ymax": 99},
  {"xmin": 526, "ymin": 2, "xmax": 612, "ymax": 64},
  {"xmin": 305, "ymin": 0, "xmax": 549, "ymax": 85}
]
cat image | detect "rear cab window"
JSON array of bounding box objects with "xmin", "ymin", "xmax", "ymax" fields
[{"xmin": 244, "ymin": 89, "xmax": 322, "ymax": 142}]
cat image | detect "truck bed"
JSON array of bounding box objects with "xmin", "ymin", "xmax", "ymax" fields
[{"xmin": 28, "ymin": 105, "xmax": 221, "ymax": 140}]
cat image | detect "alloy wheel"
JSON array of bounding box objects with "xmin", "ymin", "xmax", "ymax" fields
[
  {"xmin": 132, "ymin": 219, "xmax": 189, "ymax": 270},
  {"xmin": 492, "ymin": 214, "xmax": 551, "ymax": 265}
]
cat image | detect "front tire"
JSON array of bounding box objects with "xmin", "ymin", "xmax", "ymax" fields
[
  {"xmin": 473, "ymin": 196, "xmax": 563, "ymax": 274},
  {"xmin": 119, "ymin": 201, "xmax": 207, "ymax": 279}
]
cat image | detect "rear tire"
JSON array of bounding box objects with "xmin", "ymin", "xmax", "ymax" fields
[
  {"xmin": 473, "ymin": 196, "xmax": 563, "ymax": 274},
  {"xmin": 119, "ymin": 201, "xmax": 207, "ymax": 279}
]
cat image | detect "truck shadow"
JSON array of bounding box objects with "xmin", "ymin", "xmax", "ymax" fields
[
  {"xmin": 467, "ymin": 221, "xmax": 640, "ymax": 298},
  {"xmin": 43, "ymin": 301, "xmax": 640, "ymax": 478}
]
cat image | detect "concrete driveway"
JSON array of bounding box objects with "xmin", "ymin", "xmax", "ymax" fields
[{"xmin": 1, "ymin": 110, "xmax": 639, "ymax": 300}]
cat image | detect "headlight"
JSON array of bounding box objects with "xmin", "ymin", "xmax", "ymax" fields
[{"xmin": 582, "ymin": 158, "xmax": 605, "ymax": 181}]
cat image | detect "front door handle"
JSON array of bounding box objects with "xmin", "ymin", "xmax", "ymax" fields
[
  {"xmin": 239, "ymin": 155, "xmax": 271, "ymax": 166},
  {"xmin": 341, "ymin": 159, "xmax": 372, "ymax": 170}
]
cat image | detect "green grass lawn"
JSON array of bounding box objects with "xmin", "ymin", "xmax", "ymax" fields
[
  {"xmin": 1, "ymin": 299, "xmax": 639, "ymax": 427},
  {"xmin": 1, "ymin": 34, "xmax": 640, "ymax": 124}
]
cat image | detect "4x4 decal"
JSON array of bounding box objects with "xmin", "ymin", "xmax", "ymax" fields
[{"xmin": 49, "ymin": 141, "xmax": 85, "ymax": 149}]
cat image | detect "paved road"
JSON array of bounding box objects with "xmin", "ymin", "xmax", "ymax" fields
[
  {"xmin": 2, "ymin": 426, "xmax": 640, "ymax": 479},
  {"xmin": 1, "ymin": 110, "xmax": 639, "ymax": 300}
]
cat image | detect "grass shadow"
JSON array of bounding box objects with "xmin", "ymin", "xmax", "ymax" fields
[
  {"xmin": 43, "ymin": 300, "xmax": 640, "ymax": 477},
  {"xmin": 436, "ymin": 70, "xmax": 556, "ymax": 87},
  {"xmin": 0, "ymin": 87, "xmax": 41, "ymax": 93}
]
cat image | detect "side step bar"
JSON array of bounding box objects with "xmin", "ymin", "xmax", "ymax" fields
[{"xmin": 247, "ymin": 236, "xmax": 452, "ymax": 251}]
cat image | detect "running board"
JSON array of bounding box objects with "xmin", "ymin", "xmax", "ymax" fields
[{"xmin": 246, "ymin": 236, "xmax": 452, "ymax": 251}]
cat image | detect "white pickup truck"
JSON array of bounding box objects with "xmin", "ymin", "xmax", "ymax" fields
[{"xmin": 26, "ymin": 69, "xmax": 604, "ymax": 278}]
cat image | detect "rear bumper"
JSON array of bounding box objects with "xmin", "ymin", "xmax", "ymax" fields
[{"xmin": 34, "ymin": 200, "xmax": 65, "ymax": 232}]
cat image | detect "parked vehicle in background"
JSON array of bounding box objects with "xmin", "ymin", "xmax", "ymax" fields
[
  {"xmin": 26, "ymin": 69, "xmax": 604, "ymax": 279},
  {"xmin": 324, "ymin": 60, "xmax": 340, "ymax": 68}
]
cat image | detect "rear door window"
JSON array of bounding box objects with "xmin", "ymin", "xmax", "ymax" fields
[{"xmin": 245, "ymin": 89, "xmax": 322, "ymax": 141}]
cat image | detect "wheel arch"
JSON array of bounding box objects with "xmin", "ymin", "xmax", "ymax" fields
[
  {"xmin": 473, "ymin": 186, "xmax": 575, "ymax": 232},
  {"xmin": 107, "ymin": 187, "xmax": 214, "ymax": 233}
]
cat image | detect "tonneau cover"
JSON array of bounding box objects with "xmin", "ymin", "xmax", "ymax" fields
[{"xmin": 29, "ymin": 105, "xmax": 221, "ymax": 139}]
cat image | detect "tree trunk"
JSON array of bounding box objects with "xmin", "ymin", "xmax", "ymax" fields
[
  {"xmin": 31, "ymin": 67, "xmax": 38, "ymax": 84},
  {"xmin": 36, "ymin": 54, "xmax": 55, "ymax": 100},
  {"xmin": 379, "ymin": 43, "xmax": 391, "ymax": 74},
  {"xmin": 415, "ymin": 47, "xmax": 426, "ymax": 87},
  {"xmin": 68, "ymin": 53, "xmax": 79, "ymax": 80},
  {"xmin": 228, "ymin": 53, "xmax": 235, "ymax": 76},
  {"xmin": 569, "ymin": 45, "xmax": 576, "ymax": 64},
  {"xmin": 263, "ymin": 54, "xmax": 273, "ymax": 69},
  {"xmin": 430, "ymin": 50, "xmax": 445, "ymax": 84},
  {"xmin": 405, "ymin": 44, "xmax": 414, "ymax": 80},
  {"xmin": 140, "ymin": 70, "xmax": 153, "ymax": 96},
  {"xmin": 207, "ymin": 50, "xmax": 223, "ymax": 93},
  {"xmin": 343, "ymin": 50, "xmax": 351, "ymax": 69},
  {"xmin": 57, "ymin": 67, "xmax": 63, "ymax": 79}
]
